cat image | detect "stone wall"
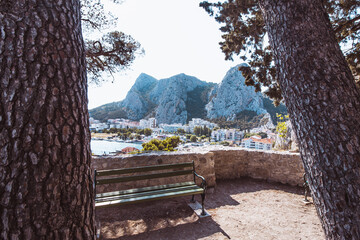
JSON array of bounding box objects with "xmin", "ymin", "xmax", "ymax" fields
[
  {"xmin": 211, "ymin": 149, "xmax": 303, "ymax": 186},
  {"xmin": 92, "ymin": 148, "xmax": 304, "ymax": 194}
]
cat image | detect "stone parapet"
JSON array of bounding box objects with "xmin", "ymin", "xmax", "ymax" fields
[
  {"xmin": 92, "ymin": 148, "xmax": 303, "ymax": 194},
  {"xmin": 211, "ymin": 149, "xmax": 303, "ymax": 186}
]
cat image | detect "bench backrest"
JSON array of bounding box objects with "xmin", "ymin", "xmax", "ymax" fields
[{"xmin": 94, "ymin": 162, "xmax": 196, "ymax": 192}]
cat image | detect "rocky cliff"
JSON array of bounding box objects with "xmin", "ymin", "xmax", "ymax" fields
[
  {"xmin": 90, "ymin": 73, "xmax": 213, "ymax": 124},
  {"xmin": 89, "ymin": 65, "xmax": 286, "ymax": 125},
  {"xmin": 206, "ymin": 64, "xmax": 267, "ymax": 120}
]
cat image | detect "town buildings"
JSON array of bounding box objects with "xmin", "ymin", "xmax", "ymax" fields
[
  {"xmin": 241, "ymin": 135, "xmax": 273, "ymax": 150},
  {"xmin": 139, "ymin": 118, "xmax": 157, "ymax": 129},
  {"xmin": 211, "ymin": 129, "xmax": 244, "ymax": 144}
]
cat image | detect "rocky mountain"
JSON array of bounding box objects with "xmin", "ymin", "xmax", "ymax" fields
[
  {"xmin": 89, "ymin": 65, "xmax": 287, "ymax": 126},
  {"xmin": 206, "ymin": 64, "xmax": 267, "ymax": 120},
  {"xmin": 90, "ymin": 73, "xmax": 215, "ymax": 124}
]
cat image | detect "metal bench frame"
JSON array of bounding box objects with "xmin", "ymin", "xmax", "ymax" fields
[{"xmin": 94, "ymin": 161, "xmax": 207, "ymax": 215}]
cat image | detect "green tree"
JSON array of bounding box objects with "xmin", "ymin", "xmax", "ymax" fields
[
  {"xmin": 186, "ymin": 134, "xmax": 192, "ymax": 140},
  {"xmin": 257, "ymin": 132, "xmax": 268, "ymax": 139},
  {"xmin": 81, "ymin": 0, "xmax": 143, "ymax": 84},
  {"xmin": 275, "ymin": 114, "xmax": 289, "ymax": 139},
  {"xmin": 144, "ymin": 128, "xmax": 152, "ymax": 136},
  {"xmin": 141, "ymin": 136, "xmax": 180, "ymax": 152},
  {"xmin": 109, "ymin": 127, "xmax": 117, "ymax": 133},
  {"xmin": 190, "ymin": 135, "xmax": 197, "ymax": 142},
  {"xmin": 176, "ymin": 128, "xmax": 186, "ymax": 135},
  {"xmin": 193, "ymin": 126, "xmax": 202, "ymax": 136},
  {"xmin": 202, "ymin": 0, "xmax": 360, "ymax": 238},
  {"xmin": 201, "ymin": 0, "xmax": 360, "ymax": 104}
]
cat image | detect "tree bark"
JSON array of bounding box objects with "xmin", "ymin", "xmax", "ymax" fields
[
  {"xmin": 0, "ymin": 1, "xmax": 95, "ymax": 239},
  {"xmin": 258, "ymin": 0, "xmax": 360, "ymax": 239}
]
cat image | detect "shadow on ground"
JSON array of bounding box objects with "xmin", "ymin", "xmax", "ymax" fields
[{"xmin": 96, "ymin": 178, "xmax": 323, "ymax": 240}]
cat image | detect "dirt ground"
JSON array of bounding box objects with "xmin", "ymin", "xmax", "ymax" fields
[{"xmin": 96, "ymin": 178, "xmax": 324, "ymax": 240}]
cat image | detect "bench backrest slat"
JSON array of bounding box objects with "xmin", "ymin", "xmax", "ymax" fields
[
  {"xmin": 96, "ymin": 169, "xmax": 194, "ymax": 185},
  {"xmin": 96, "ymin": 162, "xmax": 194, "ymax": 177}
]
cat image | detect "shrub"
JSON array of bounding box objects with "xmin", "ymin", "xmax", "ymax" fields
[
  {"xmin": 276, "ymin": 113, "xmax": 289, "ymax": 139},
  {"xmin": 190, "ymin": 135, "xmax": 197, "ymax": 142},
  {"xmin": 142, "ymin": 136, "xmax": 181, "ymax": 152},
  {"xmin": 220, "ymin": 141, "xmax": 229, "ymax": 146}
]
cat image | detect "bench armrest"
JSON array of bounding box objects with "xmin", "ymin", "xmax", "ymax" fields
[{"xmin": 193, "ymin": 171, "xmax": 207, "ymax": 190}]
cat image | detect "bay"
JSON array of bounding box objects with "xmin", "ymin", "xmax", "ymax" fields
[{"xmin": 91, "ymin": 139, "xmax": 143, "ymax": 155}]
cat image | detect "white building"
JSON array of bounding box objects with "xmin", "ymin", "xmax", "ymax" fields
[
  {"xmin": 211, "ymin": 129, "xmax": 244, "ymax": 143},
  {"xmin": 139, "ymin": 118, "xmax": 157, "ymax": 129},
  {"xmin": 90, "ymin": 122, "xmax": 108, "ymax": 132},
  {"xmin": 188, "ymin": 118, "xmax": 218, "ymax": 132},
  {"xmin": 241, "ymin": 136, "xmax": 272, "ymax": 150}
]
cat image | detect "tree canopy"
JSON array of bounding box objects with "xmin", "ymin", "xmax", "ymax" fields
[
  {"xmin": 200, "ymin": 0, "xmax": 360, "ymax": 105},
  {"xmin": 81, "ymin": 0, "xmax": 143, "ymax": 84}
]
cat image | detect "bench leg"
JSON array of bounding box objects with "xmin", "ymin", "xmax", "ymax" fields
[
  {"xmin": 190, "ymin": 194, "xmax": 195, "ymax": 203},
  {"xmin": 201, "ymin": 193, "xmax": 206, "ymax": 216}
]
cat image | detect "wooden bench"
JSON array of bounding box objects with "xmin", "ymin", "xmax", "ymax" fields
[{"xmin": 94, "ymin": 162, "xmax": 207, "ymax": 215}]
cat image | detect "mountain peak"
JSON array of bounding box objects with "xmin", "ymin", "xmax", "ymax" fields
[
  {"xmin": 132, "ymin": 73, "xmax": 157, "ymax": 92},
  {"xmin": 89, "ymin": 65, "xmax": 285, "ymax": 125}
]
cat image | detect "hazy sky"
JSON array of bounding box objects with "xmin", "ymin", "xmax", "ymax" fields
[{"xmin": 88, "ymin": 0, "xmax": 242, "ymax": 109}]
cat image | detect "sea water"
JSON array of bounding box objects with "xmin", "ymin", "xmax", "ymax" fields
[{"xmin": 91, "ymin": 139, "xmax": 143, "ymax": 155}]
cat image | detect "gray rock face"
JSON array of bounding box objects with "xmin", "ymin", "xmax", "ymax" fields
[
  {"xmin": 206, "ymin": 64, "xmax": 267, "ymax": 120},
  {"xmin": 121, "ymin": 73, "xmax": 157, "ymax": 120},
  {"xmin": 152, "ymin": 74, "xmax": 209, "ymax": 124},
  {"xmin": 89, "ymin": 65, "xmax": 280, "ymax": 125},
  {"xmin": 107, "ymin": 73, "xmax": 211, "ymax": 124}
]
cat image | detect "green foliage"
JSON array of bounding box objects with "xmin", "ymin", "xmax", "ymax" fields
[
  {"xmin": 89, "ymin": 103, "xmax": 127, "ymax": 122},
  {"xmin": 190, "ymin": 135, "xmax": 197, "ymax": 142},
  {"xmin": 81, "ymin": 0, "xmax": 143, "ymax": 84},
  {"xmin": 220, "ymin": 141, "xmax": 229, "ymax": 146},
  {"xmin": 194, "ymin": 126, "xmax": 201, "ymax": 137},
  {"xmin": 210, "ymin": 110, "xmax": 270, "ymax": 130},
  {"xmin": 275, "ymin": 114, "xmax": 289, "ymax": 139},
  {"xmin": 258, "ymin": 132, "xmax": 268, "ymax": 139},
  {"xmin": 200, "ymin": 0, "xmax": 360, "ymax": 103},
  {"xmin": 141, "ymin": 136, "xmax": 181, "ymax": 152},
  {"xmin": 144, "ymin": 128, "xmax": 152, "ymax": 136},
  {"xmin": 235, "ymin": 110, "xmax": 258, "ymax": 121},
  {"xmin": 193, "ymin": 126, "xmax": 212, "ymax": 137},
  {"xmin": 176, "ymin": 128, "xmax": 186, "ymax": 135}
]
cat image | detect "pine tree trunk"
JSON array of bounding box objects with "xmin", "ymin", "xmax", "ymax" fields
[
  {"xmin": 0, "ymin": 1, "xmax": 95, "ymax": 239},
  {"xmin": 258, "ymin": 0, "xmax": 360, "ymax": 239}
]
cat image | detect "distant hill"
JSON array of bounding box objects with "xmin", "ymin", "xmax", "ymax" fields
[{"xmin": 89, "ymin": 65, "xmax": 287, "ymax": 127}]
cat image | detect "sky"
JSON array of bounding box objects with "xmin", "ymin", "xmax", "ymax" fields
[{"xmin": 87, "ymin": 0, "xmax": 242, "ymax": 109}]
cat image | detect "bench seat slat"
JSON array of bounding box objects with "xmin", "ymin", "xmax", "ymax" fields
[
  {"xmin": 96, "ymin": 181, "xmax": 196, "ymax": 198},
  {"xmin": 95, "ymin": 188, "xmax": 204, "ymax": 208},
  {"xmin": 96, "ymin": 184, "xmax": 202, "ymax": 203},
  {"xmin": 96, "ymin": 170, "xmax": 193, "ymax": 185},
  {"xmin": 96, "ymin": 162, "xmax": 194, "ymax": 176}
]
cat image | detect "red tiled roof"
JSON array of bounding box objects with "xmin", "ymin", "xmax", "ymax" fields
[
  {"xmin": 121, "ymin": 147, "xmax": 139, "ymax": 153},
  {"xmin": 242, "ymin": 137, "xmax": 272, "ymax": 145}
]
